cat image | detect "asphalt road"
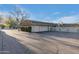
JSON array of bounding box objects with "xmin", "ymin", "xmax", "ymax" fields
[
  {"xmin": 0, "ymin": 29, "xmax": 79, "ymax": 54},
  {"xmin": 0, "ymin": 30, "xmax": 34, "ymax": 54}
]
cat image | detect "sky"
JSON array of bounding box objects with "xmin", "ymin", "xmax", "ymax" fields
[{"xmin": 0, "ymin": 4, "xmax": 79, "ymax": 23}]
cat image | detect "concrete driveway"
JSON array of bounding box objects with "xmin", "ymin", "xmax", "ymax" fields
[{"xmin": 0, "ymin": 29, "xmax": 79, "ymax": 54}]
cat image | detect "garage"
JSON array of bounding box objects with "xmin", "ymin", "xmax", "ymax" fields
[
  {"xmin": 32, "ymin": 26, "xmax": 49, "ymax": 32},
  {"xmin": 20, "ymin": 20, "xmax": 54, "ymax": 32}
]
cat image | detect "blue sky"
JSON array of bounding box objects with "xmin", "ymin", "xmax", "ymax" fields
[{"xmin": 0, "ymin": 4, "xmax": 79, "ymax": 23}]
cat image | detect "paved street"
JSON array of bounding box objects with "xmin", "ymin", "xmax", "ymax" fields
[
  {"xmin": 0, "ymin": 29, "xmax": 79, "ymax": 54},
  {"xmin": 0, "ymin": 30, "xmax": 34, "ymax": 54}
]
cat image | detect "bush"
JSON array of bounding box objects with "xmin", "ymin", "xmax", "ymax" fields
[
  {"xmin": 0, "ymin": 24, "xmax": 5, "ymax": 29},
  {"xmin": 21, "ymin": 27, "xmax": 26, "ymax": 31},
  {"xmin": 21, "ymin": 27, "xmax": 31, "ymax": 32},
  {"xmin": 2, "ymin": 25, "xmax": 5, "ymax": 29},
  {"xmin": 26, "ymin": 27, "xmax": 31, "ymax": 32}
]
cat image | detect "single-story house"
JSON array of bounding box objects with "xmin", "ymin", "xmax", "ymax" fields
[
  {"xmin": 20, "ymin": 20, "xmax": 79, "ymax": 32},
  {"xmin": 52, "ymin": 24, "xmax": 79, "ymax": 32},
  {"xmin": 20, "ymin": 20, "xmax": 57, "ymax": 32}
]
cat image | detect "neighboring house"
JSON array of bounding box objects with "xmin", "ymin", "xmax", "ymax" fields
[
  {"xmin": 53, "ymin": 24, "xmax": 79, "ymax": 32},
  {"xmin": 20, "ymin": 20, "xmax": 79, "ymax": 32}
]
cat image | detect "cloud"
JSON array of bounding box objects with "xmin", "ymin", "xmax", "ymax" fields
[
  {"xmin": 53, "ymin": 15, "xmax": 79, "ymax": 23},
  {"xmin": 52, "ymin": 12, "xmax": 61, "ymax": 15},
  {"xmin": 0, "ymin": 12, "xmax": 10, "ymax": 16}
]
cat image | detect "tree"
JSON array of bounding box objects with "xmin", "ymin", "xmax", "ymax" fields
[
  {"xmin": 10, "ymin": 6, "xmax": 29, "ymax": 29},
  {"xmin": 0, "ymin": 15, "xmax": 4, "ymax": 23},
  {"xmin": 5, "ymin": 16, "xmax": 16, "ymax": 28},
  {"xmin": 0, "ymin": 15, "xmax": 3, "ymax": 20}
]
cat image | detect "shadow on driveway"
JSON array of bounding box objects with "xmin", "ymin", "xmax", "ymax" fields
[{"xmin": 37, "ymin": 31, "xmax": 79, "ymax": 40}]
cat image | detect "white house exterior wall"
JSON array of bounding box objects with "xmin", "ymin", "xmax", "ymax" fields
[{"xmin": 52, "ymin": 27, "xmax": 79, "ymax": 32}]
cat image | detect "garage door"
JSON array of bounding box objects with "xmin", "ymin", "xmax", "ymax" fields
[
  {"xmin": 32, "ymin": 26, "xmax": 49, "ymax": 32},
  {"xmin": 39, "ymin": 26, "xmax": 48, "ymax": 32}
]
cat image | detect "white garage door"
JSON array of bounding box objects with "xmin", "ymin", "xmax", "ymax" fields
[
  {"xmin": 32, "ymin": 26, "xmax": 49, "ymax": 32},
  {"xmin": 39, "ymin": 26, "xmax": 48, "ymax": 32}
]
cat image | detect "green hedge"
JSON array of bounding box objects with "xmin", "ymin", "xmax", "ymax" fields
[
  {"xmin": 0, "ymin": 24, "xmax": 5, "ymax": 29},
  {"xmin": 21, "ymin": 27, "xmax": 31, "ymax": 32}
]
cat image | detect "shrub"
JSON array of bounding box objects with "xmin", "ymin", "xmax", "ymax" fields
[
  {"xmin": 0, "ymin": 24, "xmax": 5, "ymax": 29},
  {"xmin": 27, "ymin": 27, "xmax": 31, "ymax": 32},
  {"xmin": 21, "ymin": 27, "xmax": 31, "ymax": 32},
  {"xmin": 21, "ymin": 27, "xmax": 26, "ymax": 31}
]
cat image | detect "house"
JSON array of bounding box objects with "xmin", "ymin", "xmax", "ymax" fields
[
  {"xmin": 20, "ymin": 20, "xmax": 79, "ymax": 32},
  {"xmin": 52, "ymin": 24, "xmax": 79, "ymax": 32},
  {"xmin": 20, "ymin": 20, "xmax": 56, "ymax": 32}
]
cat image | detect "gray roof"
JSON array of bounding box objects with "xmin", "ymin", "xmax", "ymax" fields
[
  {"xmin": 20, "ymin": 19, "xmax": 79, "ymax": 27},
  {"xmin": 20, "ymin": 20, "xmax": 56, "ymax": 26}
]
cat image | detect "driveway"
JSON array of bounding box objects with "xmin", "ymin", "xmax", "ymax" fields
[
  {"xmin": 0, "ymin": 30, "xmax": 34, "ymax": 54},
  {"xmin": 0, "ymin": 29, "xmax": 79, "ymax": 54}
]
